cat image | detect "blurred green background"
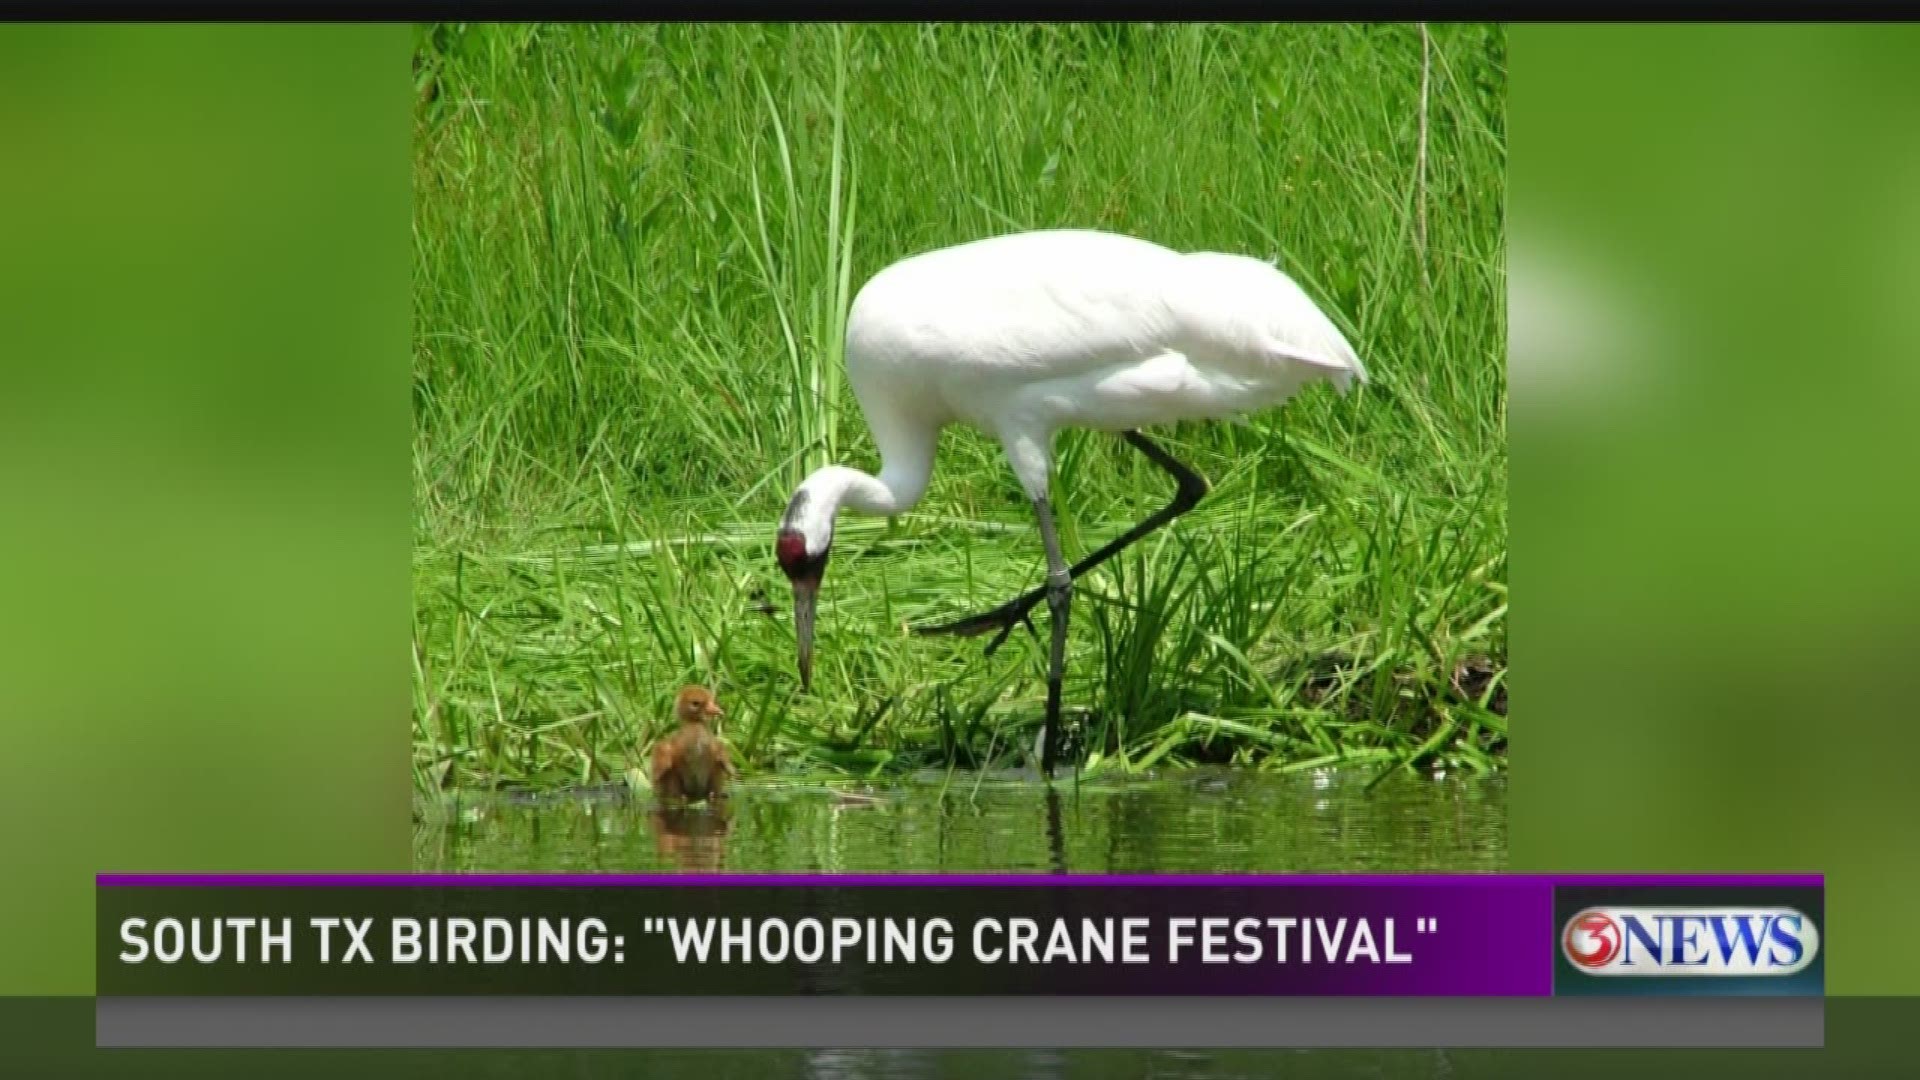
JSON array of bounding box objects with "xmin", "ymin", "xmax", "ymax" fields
[
  {"xmin": 0, "ymin": 15, "xmax": 1914, "ymax": 1048},
  {"xmin": 1510, "ymin": 23, "xmax": 1920, "ymax": 996},
  {"xmin": 0, "ymin": 25, "xmax": 411, "ymax": 996}
]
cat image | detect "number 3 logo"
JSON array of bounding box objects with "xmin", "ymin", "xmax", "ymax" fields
[{"xmin": 1563, "ymin": 911, "xmax": 1621, "ymax": 968}]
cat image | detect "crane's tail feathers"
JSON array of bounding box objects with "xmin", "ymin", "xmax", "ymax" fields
[
  {"xmin": 1332, "ymin": 359, "xmax": 1368, "ymax": 396},
  {"xmin": 1267, "ymin": 341, "xmax": 1368, "ymax": 396}
]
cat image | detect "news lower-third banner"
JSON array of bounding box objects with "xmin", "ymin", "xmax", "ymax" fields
[{"xmin": 94, "ymin": 873, "xmax": 1825, "ymax": 1048}]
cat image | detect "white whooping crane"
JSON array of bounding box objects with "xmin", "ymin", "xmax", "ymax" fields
[{"xmin": 774, "ymin": 229, "xmax": 1368, "ymax": 778}]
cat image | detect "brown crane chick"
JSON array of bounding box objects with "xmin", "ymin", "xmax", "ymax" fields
[{"xmin": 650, "ymin": 686, "xmax": 734, "ymax": 804}]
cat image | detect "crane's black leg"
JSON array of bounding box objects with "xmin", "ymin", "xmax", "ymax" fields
[
  {"xmin": 913, "ymin": 430, "xmax": 1209, "ymax": 655},
  {"xmin": 1030, "ymin": 495, "xmax": 1072, "ymax": 778}
]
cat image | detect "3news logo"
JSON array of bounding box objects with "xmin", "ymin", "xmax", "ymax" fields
[
  {"xmin": 1562, "ymin": 907, "xmax": 1817, "ymax": 975},
  {"xmin": 1552, "ymin": 885, "xmax": 1824, "ymax": 996}
]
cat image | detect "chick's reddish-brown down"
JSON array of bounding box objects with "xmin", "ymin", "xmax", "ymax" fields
[{"xmin": 650, "ymin": 686, "xmax": 733, "ymax": 803}]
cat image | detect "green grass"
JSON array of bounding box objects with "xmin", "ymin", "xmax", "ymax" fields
[{"xmin": 411, "ymin": 23, "xmax": 1507, "ymax": 792}]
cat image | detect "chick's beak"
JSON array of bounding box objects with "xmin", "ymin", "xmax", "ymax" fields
[{"xmin": 793, "ymin": 578, "xmax": 817, "ymax": 692}]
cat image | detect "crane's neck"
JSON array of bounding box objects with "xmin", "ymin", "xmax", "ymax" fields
[{"xmin": 783, "ymin": 454, "xmax": 932, "ymax": 556}]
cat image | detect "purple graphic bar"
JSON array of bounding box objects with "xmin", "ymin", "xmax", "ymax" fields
[
  {"xmin": 96, "ymin": 872, "xmax": 1824, "ymax": 888},
  {"xmin": 92, "ymin": 873, "xmax": 1825, "ymax": 998}
]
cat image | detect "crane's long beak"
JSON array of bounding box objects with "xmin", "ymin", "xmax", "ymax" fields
[{"xmin": 793, "ymin": 579, "xmax": 818, "ymax": 692}]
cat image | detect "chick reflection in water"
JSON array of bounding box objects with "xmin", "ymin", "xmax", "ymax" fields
[{"xmin": 647, "ymin": 805, "xmax": 732, "ymax": 871}]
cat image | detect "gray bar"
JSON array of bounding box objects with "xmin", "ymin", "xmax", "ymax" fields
[{"xmin": 97, "ymin": 996, "xmax": 1823, "ymax": 1049}]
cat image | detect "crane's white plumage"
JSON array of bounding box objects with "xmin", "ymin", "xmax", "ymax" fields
[
  {"xmin": 782, "ymin": 229, "xmax": 1365, "ymax": 552},
  {"xmin": 775, "ymin": 229, "xmax": 1368, "ymax": 767}
]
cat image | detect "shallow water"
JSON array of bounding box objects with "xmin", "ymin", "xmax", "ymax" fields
[
  {"xmin": 416, "ymin": 767, "xmax": 1504, "ymax": 875},
  {"xmin": 414, "ymin": 768, "xmax": 1504, "ymax": 1077}
]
